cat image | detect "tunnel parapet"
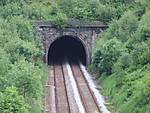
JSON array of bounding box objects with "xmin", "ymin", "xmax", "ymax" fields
[{"xmin": 34, "ymin": 19, "xmax": 107, "ymax": 65}]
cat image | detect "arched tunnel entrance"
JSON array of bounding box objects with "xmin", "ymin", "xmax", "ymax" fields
[{"xmin": 48, "ymin": 36, "xmax": 87, "ymax": 65}]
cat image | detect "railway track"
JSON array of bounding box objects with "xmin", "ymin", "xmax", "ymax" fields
[{"xmin": 44, "ymin": 62, "xmax": 101, "ymax": 113}]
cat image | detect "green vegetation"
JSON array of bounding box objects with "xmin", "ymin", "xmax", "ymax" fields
[
  {"xmin": 92, "ymin": 1, "xmax": 150, "ymax": 113},
  {"xmin": 0, "ymin": 0, "xmax": 150, "ymax": 113},
  {"xmin": 0, "ymin": 0, "xmax": 70, "ymax": 112},
  {"xmin": 0, "ymin": 1, "xmax": 50, "ymax": 113}
]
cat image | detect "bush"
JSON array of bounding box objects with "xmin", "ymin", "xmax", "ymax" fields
[
  {"xmin": 6, "ymin": 59, "xmax": 43, "ymax": 99},
  {"xmin": 53, "ymin": 12, "xmax": 68, "ymax": 28},
  {"xmin": 0, "ymin": 48, "xmax": 10, "ymax": 76},
  {"xmin": 8, "ymin": 16, "xmax": 34, "ymax": 41},
  {"xmin": 22, "ymin": 2, "xmax": 52, "ymax": 20},
  {"xmin": 94, "ymin": 4, "xmax": 117, "ymax": 23},
  {"xmin": 135, "ymin": 10, "xmax": 150, "ymax": 41},
  {"xmin": 0, "ymin": 87, "xmax": 29, "ymax": 113},
  {"xmin": 93, "ymin": 38, "xmax": 125, "ymax": 75},
  {"xmin": 0, "ymin": 48, "xmax": 10, "ymax": 91},
  {"xmin": 0, "ymin": 2, "xmax": 22, "ymax": 18},
  {"xmin": 131, "ymin": 42, "xmax": 150, "ymax": 65},
  {"xmin": 104, "ymin": 11, "xmax": 138, "ymax": 42},
  {"xmin": 113, "ymin": 53, "xmax": 133, "ymax": 73}
]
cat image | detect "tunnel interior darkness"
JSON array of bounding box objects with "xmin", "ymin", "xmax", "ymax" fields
[{"xmin": 48, "ymin": 36, "xmax": 87, "ymax": 65}]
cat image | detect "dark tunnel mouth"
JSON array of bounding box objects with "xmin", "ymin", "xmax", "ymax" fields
[{"xmin": 48, "ymin": 36, "xmax": 87, "ymax": 65}]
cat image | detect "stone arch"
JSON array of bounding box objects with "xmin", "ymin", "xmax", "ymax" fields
[{"xmin": 47, "ymin": 35, "xmax": 90, "ymax": 65}]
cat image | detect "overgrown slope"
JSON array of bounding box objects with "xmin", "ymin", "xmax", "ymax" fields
[
  {"xmin": 0, "ymin": 0, "xmax": 66, "ymax": 113},
  {"xmin": 92, "ymin": 1, "xmax": 150, "ymax": 113}
]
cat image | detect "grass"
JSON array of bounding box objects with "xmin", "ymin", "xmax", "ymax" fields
[{"xmin": 99, "ymin": 65, "xmax": 150, "ymax": 113}]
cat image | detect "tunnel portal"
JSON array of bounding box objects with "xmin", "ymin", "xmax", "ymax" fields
[{"xmin": 48, "ymin": 36, "xmax": 87, "ymax": 65}]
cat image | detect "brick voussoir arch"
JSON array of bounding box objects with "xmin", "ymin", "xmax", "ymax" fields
[{"xmin": 49, "ymin": 35, "xmax": 90, "ymax": 65}]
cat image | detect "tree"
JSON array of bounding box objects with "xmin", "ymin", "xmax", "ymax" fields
[
  {"xmin": 136, "ymin": 10, "xmax": 150, "ymax": 41},
  {"xmin": 0, "ymin": 48, "xmax": 10, "ymax": 91},
  {"xmin": 6, "ymin": 59, "xmax": 43, "ymax": 99},
  {"xmin": 0, "ymin": 87, "xmax": 29, "ymax": 113},
  {"xmin": 93, "ymin": 38, "xmax": 125, "ymax": 75},
  {"xmin": 104, "ymin": 11, "xmax": 138, "ymax": 42}
]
